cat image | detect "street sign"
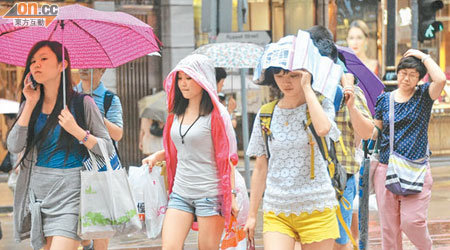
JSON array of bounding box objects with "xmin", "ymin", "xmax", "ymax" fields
[{"xmin": 216, "ymin": 31, "xmax": 271, "ymax": 47}]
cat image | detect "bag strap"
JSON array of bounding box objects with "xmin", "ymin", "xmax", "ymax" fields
[
  {"xmin": 103, "ymin": 90, "xmax": 115, "ymax": 116},
  {"xmin": 307, "ymin": 109, "xmax": 357, "ymax": 249},
  {"xmin": 336, "ymin": 206, "xmax": 358, "ymax": 250},
  {"xmin": 388, "ymin": 91, "xmax": 395, "ymax": 154},
  {"xmin": 85, "ymin": 141, "xmax": 112, "ymax": 172},
  {"xmin": 259, "ymin": 100, "xmax": 278, "ymax": 159}
]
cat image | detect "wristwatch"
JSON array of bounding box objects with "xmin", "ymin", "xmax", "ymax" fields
[{"xmin": 231, "ymin": 189, "xmax": 237, "ymax": 196}]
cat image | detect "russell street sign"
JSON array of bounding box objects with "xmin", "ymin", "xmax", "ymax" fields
[{"xmin": 216, "ymin": 31, "xmax": 271, "ymax": 47}]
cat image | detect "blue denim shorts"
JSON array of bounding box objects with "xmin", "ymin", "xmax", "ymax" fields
[
  {"xmin": 167, "ymin": 192, "xmax": 222, "ymax": 217},
  {"xmin": 336, "ymin": 174, "xmax": 357, "ymax": 245}
]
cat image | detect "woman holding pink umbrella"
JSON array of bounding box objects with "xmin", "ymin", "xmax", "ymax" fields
[{"xmin": 7, "ymin": 40, "xmax": 114, "ymax": 250}]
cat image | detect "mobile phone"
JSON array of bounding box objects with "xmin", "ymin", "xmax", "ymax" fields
[{"xmin": 30, "ymin": 74, "xmax": 38, "ymax": 90}]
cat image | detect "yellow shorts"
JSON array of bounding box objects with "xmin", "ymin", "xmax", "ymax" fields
[{"xmin": 263, "ymin": 208, "xmax": 339, "ymax": 244}]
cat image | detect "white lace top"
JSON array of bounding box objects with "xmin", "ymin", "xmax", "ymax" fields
[{"xmin": 247, "ymin": 98, "xmax": 341, "ymax": 215}]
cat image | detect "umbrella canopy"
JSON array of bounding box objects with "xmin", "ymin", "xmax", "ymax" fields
[
  {"xmin": 0, "ymin": 4, "xmax": 161, "ymax": 69},
  {"xmin": 337, "ymin": 45, "xmax": 384, "ymax": 116},
  {"xmin": 192, "ymin": 42, "xmax": 264, "ymax": 69},
  {"xmin": 0, "ymin": 98, "xmax": 19, "ymax": 114},
  {"xmin": 138, "ymin": 91, "xmax": 167, "ymax": 123},
  {"xmin": 222, "ymin": 74, "xmax": 260, "ymax": 92}
]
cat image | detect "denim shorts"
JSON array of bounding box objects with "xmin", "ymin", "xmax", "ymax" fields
[
  {"xmin": 336, "ymin": 174, "xmax": 357, "ymax": 245},
  {"xmin": 167, "ymin": 192, "xmax": 222, "ymax": 217}
]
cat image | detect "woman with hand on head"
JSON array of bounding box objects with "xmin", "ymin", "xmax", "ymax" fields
[
  {"xmin": 373, "ymin": 49, "xmax": 446, "ymax": 250},
  {"xmin": 7, "ymin": 40, "xmax": 114, "ymax": 250},
  {"xmin": 142, "ymin": 54, "xmax": 238, "ymax": 250},
  {"xmin": 347, "ymin": 20, "xmax": 379, "ymax": 76}
]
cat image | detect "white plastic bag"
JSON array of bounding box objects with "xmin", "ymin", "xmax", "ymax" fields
[
  {"xmin": 144, "ymin": 166, "xmax": 168, "ymax": 239},
  {"xmin": 234, "ymin": 170, "xmax": 249, "ymax": 226},
  {"xmin": 79, "ymin": 140, "xmax": 141, "ymax": 239},
  {"xmin": 128, "ymin": 166, "xmax": 148, "ymax": 227}
]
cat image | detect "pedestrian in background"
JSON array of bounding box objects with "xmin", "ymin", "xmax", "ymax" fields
[
  {"xmin": 308, "ymin": 25, "xmax": 375, "ymax": 250},
  {"xmin": 142, "ymin": 54, "xmax": 238, "ymax": 249},
  {"xmin": 373, "ymin": 49, "xmax": 446, "ymax": 250},
  {"xmin": 7, "ymin": 40, "xmax": 114, "ymax": 250},
  {"xmin": 76, "ymin": 67, "xmax": 123, "ymax": 250},
  {"xmin": 75, "ymin": 68, "xmax": 123, "ymax": 142},
  {"xmin": 215, "ymin": 67, "xmax": 237, "ymax": 128}
]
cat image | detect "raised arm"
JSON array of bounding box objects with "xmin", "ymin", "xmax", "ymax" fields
[
  {"xmin": 403, "ymin": 49, "xmax": 446, "ymax": 100},
  {"xmin": 298, "ymin": 70, "xmax": 331, "ymax": 136},
  {"xmin": 341, "ymin": 73, "xmax": 374, "ymax": 140}
]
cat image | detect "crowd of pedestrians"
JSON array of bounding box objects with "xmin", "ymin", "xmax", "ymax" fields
[{"xmin": 4, "ymin": 21, "xmax": 447, "ymax": 250}]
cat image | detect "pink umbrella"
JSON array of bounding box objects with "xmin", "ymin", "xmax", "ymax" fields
[
  {"xmin": 0, "ymin": 4, "xmax": 161, "ymax": 69},
  {"xmin": 0, "ymin": 4, "xmax": 161, "ymax": 105}
]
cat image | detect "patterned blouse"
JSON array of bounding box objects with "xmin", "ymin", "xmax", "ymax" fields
[{"xmin": 247, "ymin": 98, "xmax": 340, "ymax": 215}]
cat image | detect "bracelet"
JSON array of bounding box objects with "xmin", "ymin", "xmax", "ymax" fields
[
  {"xmin": 231, "ymin": 189, "xmax": 237, "ymax": 196},
  {"xmin": 80, "ymin": 130, "xmax": 90, "ymax": 144},
  {"xmin": 421, "ymin": 54, "xmax": 431, "ymax": 63}
]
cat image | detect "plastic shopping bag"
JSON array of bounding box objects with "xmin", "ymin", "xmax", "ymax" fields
[
  {"xmin": 144, "ymin": 165, "xmax": 168, "ymax": 239},
  {"xmin": 234, "ymin": 169, "xmax": 249, "ymax": 226},
  {"xmin": 220, "ymin": 216, "xmax": 247, "ymax": 250},
  {"xmin": 128, "ymin": 166, "xmax": 148, "ymax": 228},
  {"xmin": 79, "ymin": 140, "xmax": 141, "ymax": 239}
]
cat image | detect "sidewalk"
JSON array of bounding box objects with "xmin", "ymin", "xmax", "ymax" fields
[{"xmin": 1, "ymin": 158, "xmax": 450, "ymax": 249}]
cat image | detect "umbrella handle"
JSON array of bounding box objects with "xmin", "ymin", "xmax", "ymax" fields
[{"xmin": 60, "ymin": 20, "xmax": 66, "ymax": 107}]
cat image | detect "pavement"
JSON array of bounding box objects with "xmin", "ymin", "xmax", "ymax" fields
[{"xmin": 0, "ymin": 156, "xmax": 450, "ymax": 250}]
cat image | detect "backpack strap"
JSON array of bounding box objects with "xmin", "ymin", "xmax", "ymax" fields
[
  {"xmin": 103, "ymin": 90, "xmax": 115, "ymax": 116},
  {"xmin": 336, "ymin": 205, "xmax": 358, "ymax": 250},
  {"xmin": 102, "ymin": 90, "xmax": 122, "ymax": 159},
  {"xmin": 259, "ymin": 100, "xmax": 278, "ymax": 159},
  {"xmin": 305, "ymin": 95, "xmax": 357, "ymax": 250}
]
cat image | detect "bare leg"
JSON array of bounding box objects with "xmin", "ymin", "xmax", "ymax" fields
[
  {"xmin": 162, "ymin": 208, "xmax": 194, "ymax": 250},
  {"xmin": 333, "ymin": 242, "xmax": 352, "ymax": 250},
  {"xmin": 93, "ymin": 239, "xmax": 109, "ymax": 250},
  {"xmin": 49, "ymin": 236, "xmax": 80, "ymax": 250},
  {"xmin": 302, "ymin": 239, "xmax": 335, "ymax": 250},
  {"xmin": 197, "ymin": 215, "xmax": 225, "ymax": 250},
  {"xmin": 351, "ymin": 212, "xmax": 359, "ymax": 244},
  {"xmin": 80, "ymin": 240, "xmax": 92, "ymax": 249},
  {"xmin": 43, "ymin": 236, "xmax": 53, "ymax": 250},
  {"xmin": 264, "ymin": 231, "xmax": 296, "ymax": 250}
]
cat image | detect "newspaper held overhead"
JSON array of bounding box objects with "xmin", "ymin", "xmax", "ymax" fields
[{"xmin": 253, "ymin": 30, "xmax": 343, "ymax": 102}]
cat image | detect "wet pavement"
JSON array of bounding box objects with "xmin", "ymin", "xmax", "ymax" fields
[{"xmin": 0, "ymin": 159, "xmax": 449, "ymax": 250}]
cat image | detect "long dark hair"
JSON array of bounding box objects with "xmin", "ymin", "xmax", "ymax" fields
[
  {"xmin": 171, "ymin": 71, "xmax": 214, "ymax": 116},
  {"xmin": 17, "ymin": 40, "xmax": 85, "ymax": 167}
]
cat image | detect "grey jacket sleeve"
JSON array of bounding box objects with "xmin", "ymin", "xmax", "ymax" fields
[
  {"xmin": 7, "ymin": 124, "xmax": 28, "ymax": 154},
  {"xmin": 83, "ymin": 96, "xmax": 115, "ymax": 155},
  {"xmin": 7, "ymin": 103, "xmax": 27, "ymax": 154}
]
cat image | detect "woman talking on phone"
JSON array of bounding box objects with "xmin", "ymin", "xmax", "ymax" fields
[{"xmin": 7, "ymin": 40, "xmax": 113, "ymax": 250}]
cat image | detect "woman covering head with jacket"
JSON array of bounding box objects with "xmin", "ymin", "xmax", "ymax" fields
[{"xmin": 142, "ymin": 54, "xmax": 238, "ymax": 249}]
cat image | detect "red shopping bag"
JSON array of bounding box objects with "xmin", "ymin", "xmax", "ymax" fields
[{"xmin": 220, "ymin": 216, "xmax": 247, "ymax": 250}]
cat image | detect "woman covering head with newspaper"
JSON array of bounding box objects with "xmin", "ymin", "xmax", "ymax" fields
[
  {"xmin": 244, "ymin": 35, "xmax": 341, "ymax": 250},
  {"xmin": 142, "ymin": 54, "xmax": 239, "ymax": 249}
]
